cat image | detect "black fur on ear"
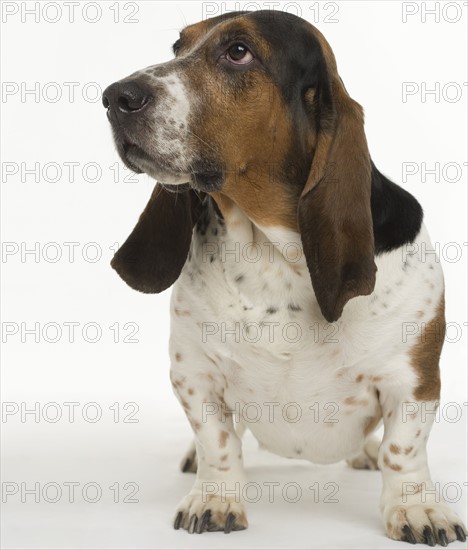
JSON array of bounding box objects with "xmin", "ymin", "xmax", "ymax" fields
[{"xmin": 111, "ymin": 184, "xmax": 204, "ymax": 293}]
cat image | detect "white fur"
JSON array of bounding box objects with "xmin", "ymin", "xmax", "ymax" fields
[
  {"xmin": 169, "ymin": 201, "xmax": 466, "ymax": 541},
  {"xmin": 131, "ymin": 70, "xmax": 193, "ymax": 184}
]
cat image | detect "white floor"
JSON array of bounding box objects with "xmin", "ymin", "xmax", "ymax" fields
[{"xmin": 2, "ymin": 378, "xmax": 467, "ymax": 549}]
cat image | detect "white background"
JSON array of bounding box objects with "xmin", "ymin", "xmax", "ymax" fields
[{"xmin": 1, "ymin": 1, "xmax": 467, "ymax": 548}]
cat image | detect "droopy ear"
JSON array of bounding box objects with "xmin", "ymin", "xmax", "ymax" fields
[
  {"xmin": 298, "ymin": 75, "xmax": 377, "ymax": 323},
  {"xmin": 111, "ymin": 184, "xmax": 204, "ymax": 293}
]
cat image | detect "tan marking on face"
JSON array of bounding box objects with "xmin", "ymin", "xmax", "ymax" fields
[
  {"xmin": 410, "ymin": 293, "xmax": 444, "ymax": 401},
  {"xmin": 219, "ymin": 430, "xmax": 229, "ymax": 448},
  {"xmin": 389, "ymin": 444, "xmax": 401, "ymax": 455},
  {"xmin": 181, "ymin": 18, "xmax": 303, "ymax": 230}
]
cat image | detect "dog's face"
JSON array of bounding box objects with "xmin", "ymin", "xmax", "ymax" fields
[
  {"xmin": 104, "ymin": 12, "xmax": 325, "ymax": 212},
  {"xmin": 105, "ymin": 11, "xmax": 378, "ymax": 323}
]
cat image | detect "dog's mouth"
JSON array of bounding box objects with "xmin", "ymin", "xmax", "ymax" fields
[
  {"xmin": 116, "ymin": 137, "xmax": 189, "ymax": 185},
  {"xmin": 118, "ymin": 141, "xmax": 145, "ymax": 174},
  {"xmin": 112, "ymin": 129, "xmax": 223, "ymax": 192}
]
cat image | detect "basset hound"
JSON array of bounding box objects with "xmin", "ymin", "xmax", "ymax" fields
[{"xmin": 102, "ymin": 10, "xmax": 467, "ymax": 545}]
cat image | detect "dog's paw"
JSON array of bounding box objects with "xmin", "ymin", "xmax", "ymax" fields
[
  {"xmin": 173, "ymin": 493, "xmax": 248, "ymax": 534},
  {"xmin": 347, "ymin": 436, "xmax": 380, "ymax": 470},
  {"xmin": 384, "ymin": 503, "xmax": 467, "ymax": 546}
]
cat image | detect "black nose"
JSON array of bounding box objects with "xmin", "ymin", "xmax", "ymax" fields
[{"xmin": 102, "ymin": 81, "xmax": 151, "ymax": 115}]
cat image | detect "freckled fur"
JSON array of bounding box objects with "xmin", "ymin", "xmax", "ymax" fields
[{"xmin": 106, "ymin": 9, "xmax": 464, "ymax": 544}]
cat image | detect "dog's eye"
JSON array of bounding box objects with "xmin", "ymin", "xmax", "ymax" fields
[{"xmin": 226, "ymin": 43, "xmax": 253, "ymax": 65}]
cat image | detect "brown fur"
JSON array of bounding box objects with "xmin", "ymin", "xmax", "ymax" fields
[{"xmin": 410, "ymin": 294, "xmax": 445, "ymax": 401}]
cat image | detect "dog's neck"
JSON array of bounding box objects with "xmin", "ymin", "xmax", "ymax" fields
[{"xmin": 208, "ymin": 192, "xmax": 305, "ymax": 266}]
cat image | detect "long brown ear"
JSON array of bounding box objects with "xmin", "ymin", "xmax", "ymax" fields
[
  {"xmin": 111, "ymin": 184, "xmax": 203, "ymax": 293},
  {"xmin": 298, "ymin": 73, "xmax": 376, "ymax": 323}
]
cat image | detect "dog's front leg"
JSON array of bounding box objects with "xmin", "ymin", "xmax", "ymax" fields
[
  {"xmin": 170, "ymin": 358, "xmax": 248, "ymax": 534},
  {"xmin": 378, "ymin": 389, "xmax": 466, "ymax": 546}
]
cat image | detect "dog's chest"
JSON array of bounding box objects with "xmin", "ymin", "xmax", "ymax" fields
[{"xmin": 170, "ymin": 209, "xmax": 393, "ymax": 462}]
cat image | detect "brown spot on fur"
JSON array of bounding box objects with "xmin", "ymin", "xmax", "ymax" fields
[
  {"xmin": 389, "ymin": 444, "xmax": 401, "ymax": 455},
  {"xmin": 387, "ymin": 411, "xmax": 393, "ymax": 418},
  {"xmin": 181, "ymin": 399, "xmax": 191, "ymax": 411},
  {"xmin": 345, "ymin": 396, "xmax": 369, "ymax": 407},
  {"xmin": 188, "ymin": 388, "xmax": 194, "ymax": 395},
  {"xmin": 404, "ymin": 446, "xmax": 413, "ymax": 455},
  {"xmin": 175, "ymin": 352, "xmax": 182, "ymax": 362},
  {"xmin": 174, "ymin": 308, "xmax": 191, "ymax": 317},
  {"xmin": 370, "ymin": 376, "xmax": 382, "ymax": 383},
  {"xmin": 219, "ymin": 430, "xmax": 229, "ymax": 448},
  {"xmin": 220, "ymin": 454, "xmax": 228, "ymax": 461},
  {"xmin": 173, "ymin": 377, "xmax": 185, "ymax": 388},
  {"xmin": 356, "ymin": 374, "xmax": 364, "ymax": 383},
  {"xmin": 416, "ymin": 310, "xmax": 425, "ymax": 319},
  {"xmin": 217, "ymin": 466, "xmax": 230, "ymax": 472},
  {"xmin": 410, "ymin": 294, "xmax": 445, "ymax": 401},
  {"xmin": 191, "ymin": 420, "xmax": 201, "ymax": 432},
  {"xmin": 383, "ymin": 454, "xmax": 402, "ymax": 471},
  {"xmin": 416, "ymin": 430, "xmax": 421, "ymax": 437}
]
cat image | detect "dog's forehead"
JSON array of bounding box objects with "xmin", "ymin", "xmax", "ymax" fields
[{"xmin": 179, "ymin": 11, "xmax": 319, "ymax": 57}]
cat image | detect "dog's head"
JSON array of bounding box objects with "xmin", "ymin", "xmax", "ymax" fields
[{"xmin": 104, "ymin": 11, "xmax": 376, "ymax": 322}]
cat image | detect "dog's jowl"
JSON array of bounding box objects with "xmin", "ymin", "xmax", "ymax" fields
[{"xmin": 103, "ymin": 10, "xmax": 467, "ymax": 544}]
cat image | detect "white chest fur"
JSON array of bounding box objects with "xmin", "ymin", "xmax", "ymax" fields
[{"xmin": 169, "ymin": 202, "xmax": 444, "ymax": 464}]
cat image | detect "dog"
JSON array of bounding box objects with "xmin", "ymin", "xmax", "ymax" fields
[{"xmin": 103, "ymin": 10, "xmax": 467, "ymax": 545}]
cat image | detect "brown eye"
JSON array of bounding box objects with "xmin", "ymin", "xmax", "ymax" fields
[{"xmin": 226, "ymin": 43, "xmax": 254, "ymax": 65}]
